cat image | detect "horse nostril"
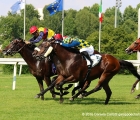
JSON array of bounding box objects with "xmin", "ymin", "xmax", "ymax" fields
[
  {"xmin": 35, "ymin": 56, "xmax": 40, "ymax": 60},
  {"xmin": 41, "ymin": 55, "xmax": 45, "ymax": 60},
  {"xmin": 32, "ymin": 53, "xmax": 36, "ymax": 57},
  {"xmin": 125, "ymin": 49, "xmax": 128, "ymax": 52},
  {"xmin": 2, "ymin": 50, "xmax": 7, "ymax": 55}
]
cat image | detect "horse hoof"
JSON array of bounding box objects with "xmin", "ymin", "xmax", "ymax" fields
[
  {"xmin": 52, "ymin": 94, "xmax": 56, "ymax": 99},
  {"xmin": 41, "ymin": 96, "xmax": 44, "ymax": 100},
  {"xmin": 82, "ymin": 93, "xmax": 86, "ymax": 97},
  {"xmin": 131, "ymin": 89, "xmax": 135, "ymax": 93},
  {"xmin": 135, "ymin": 94, "xmax": 140, "ymax": 99},
  {"xmin": 69, "ymin": 97, "xmax": 74, "ymax": 101},
  {"xmin": 60, "ymin": 99, "xmax": 64, "ymax": 103},
  {"xmin": 35, "ymin": 94, "xmax": 40, "ymax": 98},
  {"xmin": 78, "ymin": 94, "xmax": 83, "ymax": 98}
]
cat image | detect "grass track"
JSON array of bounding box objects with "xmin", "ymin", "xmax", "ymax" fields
[{"xmin": 0, "ymin": 74, "xmax": 140, "ymax": 120}]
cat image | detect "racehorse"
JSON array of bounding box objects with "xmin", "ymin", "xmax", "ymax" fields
[
  {"xmin": 125, "ymin": 38, "xmax": 140, "ymax": 99},
  {"xmin": 2, "ymin": 38, "xmax": 72, "ymax": 100},
  {"xmin": 32, "ymin": 39, "xmax": 140, "ymax": 104}
]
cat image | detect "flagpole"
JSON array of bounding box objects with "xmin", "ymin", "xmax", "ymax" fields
[
  {"xmin": 99, "ymin": 0, "xmax": 102, "ymax": 52},
  {"xmin": 62, "ymin": 0, "xmax": 64, "ymax": 36},
  {"xmin": 99, "ymin": 22, "xmax": 101, "ymax": 52},
  {"xmin": 24, "ymin": 0, "xmax": 26, "ymax": 40}
]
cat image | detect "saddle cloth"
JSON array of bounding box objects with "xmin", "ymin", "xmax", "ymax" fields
[{"xmin": 85, "ymin": 54, "xmax": 102, "ymax": 67}]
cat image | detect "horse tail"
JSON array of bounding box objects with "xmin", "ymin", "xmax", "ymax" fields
[{"xmin": 119, "ymin": 60, "xmax": 140, "ymax": 80}]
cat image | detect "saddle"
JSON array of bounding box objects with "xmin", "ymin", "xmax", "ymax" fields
[{"xmin": 85, "ymin": 54, "xmax": 102, "ymax": 67}]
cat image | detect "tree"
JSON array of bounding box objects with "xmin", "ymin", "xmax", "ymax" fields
[
  {"xmin": 21, "ymin": 4, "xmax": 40, "ymax": 21},
  {"xmin": 64, "ymin": 9, "xmax": 77, "ymax": 36},
  {"xmin": 75, "ymin": 8, "xmax": 98, "ymax": 39},
  {"xmin": 90, "ymin": 4, "xmax": 99, "ymax": 18},
  {"xmin": 123, "ymin": 6, "xmax": 137, "ymax": 23}
]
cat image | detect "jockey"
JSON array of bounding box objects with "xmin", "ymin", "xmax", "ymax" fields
[
  {"xmin": 54, "ymin": 33, "xmax": 63, "ymax": 41},
  {"xmin": 25, "ymin": 26, "xmax": 55, "ymax": 44},
  {"xmin": 60, "ymin": 36, "xmax": 94, "ymax": 69}
]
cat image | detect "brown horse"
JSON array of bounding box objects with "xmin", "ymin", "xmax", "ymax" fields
[
  {"xmin": 125, "ymin": 38, "xmax": 140, "ymax": 98},
  {"xmin": 32, "ymin": 40, "xmax": 140, "ymax": 104},
  {"xmin": 2, "ymin": 38, "xmax": 72, "ymax": 100}
]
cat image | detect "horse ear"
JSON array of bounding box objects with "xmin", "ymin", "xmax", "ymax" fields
[{"xmin": 15, "ymin": 38, "xmax": 19, "ymax": 42}]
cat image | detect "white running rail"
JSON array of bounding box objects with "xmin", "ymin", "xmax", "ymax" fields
[{"xmin": 0, "ymin": 58, "xmax": 140, "ymax": 90}]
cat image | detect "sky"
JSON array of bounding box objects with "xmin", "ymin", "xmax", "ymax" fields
[{"xmin": 0, "ymin": 0, "xmax": 140, "ymax": 16}]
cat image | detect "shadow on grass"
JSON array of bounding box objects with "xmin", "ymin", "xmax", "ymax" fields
[{"xmin": 46, "ymin": 97, "xmax": 140, "ymax": 105}]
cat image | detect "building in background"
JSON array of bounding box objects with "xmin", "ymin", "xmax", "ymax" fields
[{"xmin": 37, "ymin": 8, "xmax": 43, "ymax": 20}]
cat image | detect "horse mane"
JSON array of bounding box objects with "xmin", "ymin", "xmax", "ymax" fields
[
  {"xmin": 16, "ymin": 38, "xmax": 36, "ymax": 50},
  {"xmin": 63, "ymin": 47, "xmax": 80, "ymax": 54}
]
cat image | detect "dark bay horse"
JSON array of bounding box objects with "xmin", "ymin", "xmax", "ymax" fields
[
  {"xmin": 32, "ymin": 40, "xmax": 140, "ymax": 104},
  {"xmin": 125, "ymin": 38, "xmax": 140, "ymax": 99},
  {"xmin": 2, "ymin": 38, "xmax": 58, "ymax": 100}
]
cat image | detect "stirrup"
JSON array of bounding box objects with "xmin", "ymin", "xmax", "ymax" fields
[
  {"xmin": 88, "ymin": 61, "xmax": 93, "ymax": 69},
  {"xmin": 88, "ymin": 65, "xmax": 92, "ymax": 69}
]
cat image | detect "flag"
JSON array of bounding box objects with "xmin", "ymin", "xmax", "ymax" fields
[
  {"xmin": 11, "ymin": 1, "xmax": 21, "ymax": 14},
  {"xmin": 99, "ymin": 0, "xmax": 103, "ymax": 23},
  {"xmin": 47, "ymin": 0, "xmax": 63, "ymax": 16},
  {"xmin": 20, "ymin": 0, "xmax": 25, "ymax": 10}
]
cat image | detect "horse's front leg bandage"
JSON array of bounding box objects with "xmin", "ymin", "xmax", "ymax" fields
[
  {"xmin": 34, "ymin": 47, "xmax": 40, "ymax": 52},
  {"xmin": 44, "ymin": 46, "xmax": 53, "ymax": 57}
]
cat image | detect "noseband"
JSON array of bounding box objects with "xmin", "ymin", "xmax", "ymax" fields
[
  {"xmin": 132, "ymin": 41, "xmax": 140, "ymax": 51},
  {"xmin": 7, "ymin": 41, "xmax": 26, "ymax": 55}
]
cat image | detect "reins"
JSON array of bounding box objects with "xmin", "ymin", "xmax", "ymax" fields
[
  {"xmin": 16, "ymin": 42, "xmax": 26, "ymax": 52},
  {"xmin": 132, "ymin": 42, "xmax": 140, "ymax": 52},
  {"xmin": 10, "ymin": 41, "xmax": 26, "ymax": 55}
]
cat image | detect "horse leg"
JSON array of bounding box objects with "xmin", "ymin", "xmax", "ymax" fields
[
  {"xmin": 71, "ymin": 83, "xmax": 82, "ymax": 96},
  {"xmin": 54, "ymin": 75, "xmax": 73, "ymax": 103},
  {"xmin": 71, "ymin": 82, "xmax": 88, "ymax": 98},
  {"xmin": 82, "ymin": 82, "xmax": 102, "ymax": 97},
  {"xmin": 131, "ymin": 79, "xmax": 139, "ymax": 93},
  {"xmin": 102, "ymin": 82, "xmax": 112, "ymax": 105},
  {"xmin": 59, "ymin": 85, "xmax": 64, "ymax": 103},
  {"xmin": 37, "ymin": 77, "xmax": 57, "ymax": 98},
  {"xmin": 58, "ymin": 75, "xmax": 75, "ymax": 86},
  {"xmin": 135, "ymin": 94, "xmax": 140, "ymax": 99},
  {"xmin": 55, "ymin": 75, "xmax": 76, "ymax": 95},
  {"xmin": 55, "ymin": 75, "xmax": 74, "ymax": 91},
  {"xmin": 69, "ymin": 80, "xmax": 91, "ymax": 101},
  {"xmin": 62, "ymin": 84, "xmax": 73, "ymax": 90},
  {"xmin": 83, "ymin": 73, "xmax": 113, "ymax": 98},
  {"xmin": 35, "ymin": 77, "xmax": 45, "ymax": 100},
  {"xmin": 55, "ymin": 83, "xmax": 73, "ymax": 91},
  {"xmin": 44, "ymin": 75, "xmax": 69, "ymax": 97},
  {"xmin": 50, "ymin": 76, "xmax": 58, "ymax": 98}
]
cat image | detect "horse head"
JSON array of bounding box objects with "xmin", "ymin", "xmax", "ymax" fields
[
  {"xmin": 125, "ymin": 38, "xmax": 140, "ymax": 54},
  {"xmin": 2, "ymin": 38, "xmax": 25, "ymax": 56},
  {"xmin": 32, "ymin": 39, "xmax": 56, "ymax": 61}
]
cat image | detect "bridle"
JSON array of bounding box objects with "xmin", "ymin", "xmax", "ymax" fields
[
  {"xmin": 36, "ymin": 40, "xmax": 59, "ymax": 59},
  {"xmin": 132, "ymin": 39, "xmax": 140, "ymax": 51},
  {"xmin": 6, "ymin": 40, "xmax": 26, "ymax": 56}
]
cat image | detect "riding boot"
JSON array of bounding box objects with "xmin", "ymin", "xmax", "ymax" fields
[{"xmin": 81, "ymin": 51, "xmax": 93, "ymax": 69}]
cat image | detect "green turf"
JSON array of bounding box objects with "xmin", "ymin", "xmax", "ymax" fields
[{"xmin": 0, "ymin": 74, "xmax": 140, "ymax": 120}]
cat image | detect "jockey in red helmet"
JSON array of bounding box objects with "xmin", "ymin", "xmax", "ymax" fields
[
  {"xmin": 43, "ymin": 33, "xmax": 63, "ymax": 57},
  {"xmin": 60, "ymin": 36, "xmax": 94, "ymax": 69},
  {"xmin": 54, "ymin": 34, "xmax": 63, "ymax": 41},
  {"xmin": 25, "ymin": 26, "xmax": 55, "ymax": 44}
]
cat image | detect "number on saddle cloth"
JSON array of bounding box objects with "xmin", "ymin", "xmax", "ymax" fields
[{"xmin": 85, "ymin": 54, "xmax": 102, "ymax": 67}]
